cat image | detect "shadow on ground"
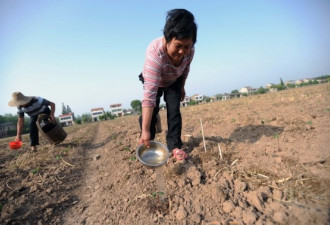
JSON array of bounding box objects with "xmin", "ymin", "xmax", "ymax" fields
[{"xmin": 229, "ymin": 125, "xmax": 284, "ymax": 143}]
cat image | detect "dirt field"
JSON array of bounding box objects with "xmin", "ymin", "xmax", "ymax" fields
[{"xmin": 0, "ymin": 83, "xmax": 329, "ymax": 225}]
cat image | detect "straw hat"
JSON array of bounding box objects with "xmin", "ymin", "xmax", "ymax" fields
[{"xmin": 8, "ymin": 92, "xmax": 33, "ymax": 107}]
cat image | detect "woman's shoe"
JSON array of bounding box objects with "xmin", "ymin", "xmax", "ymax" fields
[{"xmin": 172, "ymin": 148, "xmax": 188, "ymax": 160}]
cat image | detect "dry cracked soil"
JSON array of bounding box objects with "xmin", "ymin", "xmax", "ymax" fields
[{"xmin": 0, "ymin": 83, "xmax": 329, "ymax": 225}]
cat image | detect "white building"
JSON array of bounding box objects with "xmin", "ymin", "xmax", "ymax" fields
[
  {"xmin": 191, "ymin": 94, "xmax": 204, "ymax": 102},
  {"xmin": 59, "ymin": 113, "xmax": 74, "ymax": 126},
  {"xmin": 91, "ymin": 108, "xmax": 105, "ymax": 122},
  {"xmin": 181, "ymin": 96, "xmax": 191, "ymax": 107},
  {"xmin": 110, "ymin": 103, "xmax": 123, "ymax": 117},
  {"xmin": 284, "ymin": 80, "xmax": 296, "ymax": 86},
  {"xmin": 265, "ymin": 83, "xmax": 275, "ymax": 89},
  {"xmin": 239, "ymin": 86, "xmax": 257, "ymax": 94},
  {"xmin": 123, "ymin": 109, "xmax": 132, "ymax": 116},
  {"xmin": 222, "ymin": 94, "xmax": 231, "ymax": 100}
]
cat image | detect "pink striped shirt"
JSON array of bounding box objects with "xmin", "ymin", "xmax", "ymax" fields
[{"xmin": 142, "ymin": 37, "xmax": 195, "ymax": 107}]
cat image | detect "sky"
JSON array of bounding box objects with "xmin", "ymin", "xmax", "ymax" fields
[{"xmin": 1, "ymin": 0, "xmax": 330, "ymax": 116}]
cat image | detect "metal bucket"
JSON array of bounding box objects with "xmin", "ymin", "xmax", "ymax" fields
[{"xmin": 136, "ymin": 141, "xmax": 169, "ymax": 167}]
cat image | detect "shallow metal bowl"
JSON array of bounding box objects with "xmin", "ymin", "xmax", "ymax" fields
[{"xmin": 136, "ymin": 141, "xmax": 169, "ymax": 167}]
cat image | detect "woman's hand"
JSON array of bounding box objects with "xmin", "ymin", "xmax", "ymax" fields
[
  {"xmin": 15, "ymin": 135, "xmax": 22, "ymax": 141},
  {"xmin": 139, "ymin": 131, "xmax": 151, "ymax": 148}
]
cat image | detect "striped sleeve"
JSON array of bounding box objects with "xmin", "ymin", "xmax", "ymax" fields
[
  {"xmin": 42, "ymin": 98, "xmax": 50, "ymax": 106},
  {"xmin": 17, "ymin": 107, "xmax": 24, "ymax": 118},
  {"xmin": 142, "ymin": 42, "xmax": 162, "ymax": 108}
]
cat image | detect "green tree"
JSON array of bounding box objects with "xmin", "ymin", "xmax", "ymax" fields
[
  {"xmin": 257, "ymin": 86, "xmax": 267, "ymax": 94},
  {"xmin": 204, "ymin": 96, "xmax": 211, "ymax": 102},
  {"xmin": 287, "ymin": 83, "xmax": 296, "ymax": 88},
  {"xmin": 99, "ymin": 115, "xmax": 106, "ymax": 121},
  {"xmin": 0, "ymin": 115, "xmax": 5, "ymax": 123},
  {"xmin": 231, "ymin": 90, "xmax": 239, "ymax": 94},
  {"xmin": 75, "ymin": 116, "xmax": 82, "ymax": 124},
  {"xmin": 188, "ymin": 101, "xmax": 197, "ymax": 106},
  {"xmin": 62, "ymin": 103, "xmax": 67, "ymax": 115},
  {"xmin": 81, "ymin": 113, "xmax": 92, "ymax": 123},
  {"xmin": 0, "ymin": 114, "xmax": 30, "ymax": 136},
  {"xmin": 130, "ymin": 100, "xmax": 142, "ymax": 113},
  {"xmin": 105, "ymin": 111, "xmax": 115, "ymax": 120},
  {"xmin": 66, "ymin": 105, "xmax": 72, "ymax": 113}
]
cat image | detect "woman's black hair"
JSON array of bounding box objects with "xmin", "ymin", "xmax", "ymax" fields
[{"xmin": 163, "ymin": 9, "xmax": 197, "ymax": 45}]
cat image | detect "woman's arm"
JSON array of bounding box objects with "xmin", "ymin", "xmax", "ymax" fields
[
  {"xmin": 139, "ymin": 106, "xmax": 154, "ymax": 147},
  {"xmin": 181, "ymin": 77, "xmax": 187, "ymax": 101},
  {"xmin": 16, "ymin": 117, "xmax": 24, "ymax": 141},
  {"xmin": 49, "ymin": 102, "xmax": 56, "ymax": 121}
]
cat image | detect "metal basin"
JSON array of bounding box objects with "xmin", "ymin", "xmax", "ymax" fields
[{"xmin": 136, "ymin": 141, "xmax": 169, "ymax": 167}]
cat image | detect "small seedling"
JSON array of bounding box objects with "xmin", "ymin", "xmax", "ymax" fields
[
  {"xmin": 56, "ymin": 155, "xmax": 61, "ymax": 160},
  {"xmin": 110, "ymin": 134, "xmax": 118, "ymax": 140},
  {"xmin": 231, "ymin": 118, "xmax": 236, "ymax": 123},
  {"xmin": 61, "ymin": 149, "xmax": 68, "ymax": 155},
  {"xmin": 31, "ymin": 167, "xmax": 40, "ymax": 174},
  {"xmin": 274, "ymin": 133, "xmax": 280, "ymax": 151},
  {"xmin": 307, "ymin": 121, "xmax": 312, "ymax": 125},
  {"xmin": 261, "ymin": 120, "xmax": 265, "ymax": 125},
  {"xmin": 150, "ymin": 191, "xmax": 164, "ymax": 199},
  {"xmin": 124, "ymin": 147, "xmax": 130, "ymax": 152},
  {"xmin": 130, "ymin": 156, "xmax": 136, "ymax": 161},
  {"xmin": 326, "ymin": 108, "xmax": 330, "ymax": 112}
]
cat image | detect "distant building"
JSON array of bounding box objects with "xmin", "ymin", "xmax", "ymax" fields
[
  {"xmin": 59, "ymin": 113, "xmax": 74, "ymax": 126},
  {"xmin": 181, "ymin": 96, "xmax": 191, "ymax": 107},
  {"xmin": 190, "ymin": 94, "xmax": 204, "ymax": 102},
  {"xmin": 123, "ymin": 109, "xmax": 132, "ymax": 116},
  {"xmin": 210, "ymin": 96, "xmax": 217, "ymax": 102},
  {"xmin": 265, "ymin": 83, "xmax": 275, "ymax": 89},
  {"xmin": 91, "ymin": 108, "xmax": 105, "ymax": 122},
  {"xmin": 222, "ymin": 94, "xmax": 231, "ymax": 100},
  {"xmin": 284, "ymin": 80, "xmax": 296, "ymax": 86},
  {"xmin": 316, "ymin": 79, "xmax": 327, "ymax": 83},
  {"xmin": 0, "ymin": 122, "xmax": 16, "ymax": 138},
  {"xmin": 110, "ymin": 103, "xmax": 123, "ymax": 117},
  {"xmin": 303, "ymin": 78, "xmax": 314, "ymax": 83},
  {"xmin": 239, "ymin": 86, "xmax": 257, "ymax": 94}
]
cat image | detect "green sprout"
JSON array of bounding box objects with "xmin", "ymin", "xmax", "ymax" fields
[
  {"xmin": 31, "ymin": 167, "xmax": 40, "ymax": 174},
  {"xmin": 150, "ymin": 191, "xmax": 164, "ymax": 199}
]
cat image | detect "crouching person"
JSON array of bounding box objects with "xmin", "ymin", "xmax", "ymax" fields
[{"xmin": 8, "ymin": 92, "xmax": 56, "ymax": 152}]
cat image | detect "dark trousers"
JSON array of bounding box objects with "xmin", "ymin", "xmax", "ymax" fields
[
  {"xmin": 29, "ymin": 108, "xmax": 50, "ymax": 146},
  {"xmin": 139, "ymin": 76, "xmax": 183, "ymax": 151}
]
